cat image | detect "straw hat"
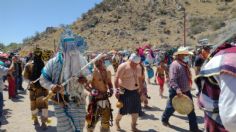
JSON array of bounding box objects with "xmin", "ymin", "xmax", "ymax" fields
[
  {"xmin": 173, "ymin": 46, "xmax": 193, "ymax": 56},
  {"xmin": 172, "ymin": 94, "xmax": 193, "ymax": 115}
]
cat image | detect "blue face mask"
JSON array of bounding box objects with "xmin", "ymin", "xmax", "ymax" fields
[{"xmin": 183, "ymin": 56, "xmax": 189, "ymax": 63}]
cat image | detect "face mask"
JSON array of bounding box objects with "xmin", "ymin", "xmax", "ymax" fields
[{"xmin": 183, "ymin": 56, "xmax": 189, "ymax": 63}]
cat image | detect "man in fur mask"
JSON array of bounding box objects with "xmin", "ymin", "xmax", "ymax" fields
[
  {"xmin": 40, "ymin": 28, "xmax": 91, "ymax": 132},
  {"xmin": 22, "ymin": 48, "xmax": 49, "ymax": 130}
]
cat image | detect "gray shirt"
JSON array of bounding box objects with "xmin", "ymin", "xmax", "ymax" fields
[{"xmin": 0, "ymin": 65, "xmax": 8, "ymax": 92}]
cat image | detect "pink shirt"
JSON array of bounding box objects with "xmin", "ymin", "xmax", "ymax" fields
[{"xmin": 115, "ymin": 62, "xmax": 142, "ymax": 90}]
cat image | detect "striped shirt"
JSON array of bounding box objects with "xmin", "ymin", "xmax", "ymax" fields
[{"xmin": 169, "ymin": 60, "xmax": 191, "ymax": 92}]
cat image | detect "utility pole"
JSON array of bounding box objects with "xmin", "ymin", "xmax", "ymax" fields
[
  {"xmin": 54, "ymin": 39, "xmax": 56, "ymax": 52},
  {"xmin": 183, "ymin": 8, "xmax": 186, "ymax": 47}
]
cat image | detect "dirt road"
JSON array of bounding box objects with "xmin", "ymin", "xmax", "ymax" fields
[{"xmin": 1, "ymin": 67, "xmax": 204, "ymax": 132}]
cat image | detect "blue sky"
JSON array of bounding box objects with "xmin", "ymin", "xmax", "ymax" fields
[{"xmin": 0, "ymin": 0, "xmax": 102, "ymax": 45}]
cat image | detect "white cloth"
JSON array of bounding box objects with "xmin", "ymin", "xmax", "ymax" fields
[
  {"xmin": 97, "ymin": 100, "xmax": 109, "ymax": 109},
  {"xmin": 40, "ymin": 29, "xmax": 90, "ymax": 132},
  {"xmin": 63, "ymin": 51, "xmax": 88, "ymax": 104},
  {"xmin": 215, "ymin": 74, "xmax": 236, "ymax": 132}
]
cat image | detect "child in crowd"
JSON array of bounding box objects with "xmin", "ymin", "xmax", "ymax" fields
[{"xmin": 155, "ymin": 61, "xmax": 168, "ymax": 98}]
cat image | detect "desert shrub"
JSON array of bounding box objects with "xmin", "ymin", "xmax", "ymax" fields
[
  {"xmin": 189, "ymin": 16, "xmax": 205, "ymax": 27},
  {"xmin": 81, "ymin": 13, "xmax": 87, "ymax": 20},
  {"xmin": 211, "ymin": 21, "xmax": 226, "ymax": 30},
  {"xmin": 217, "ymin": 5, "xmax": 230, "ymax": 11},
  {"xmin": 189, "ymin": 16, "xmax": 206, "ymax": 35},
  {"xmin": 158, "ymin": 8, "xmax": 168, "ymax": 15},
  {"xmin": 230, "ymin": 8, "xmax": 236, "ymax": 18},
  {"xmin": 190, "ymin": 25, "xmax": 206, "ymax": 35},
  {"xmin": 189, "ymin": 16, "xmax": 225, "ymax": 34}
]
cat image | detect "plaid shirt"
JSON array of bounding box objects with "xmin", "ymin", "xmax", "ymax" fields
[{"xmin": 169, "ymin": 60, "xmax": 191, "ymax": 92}]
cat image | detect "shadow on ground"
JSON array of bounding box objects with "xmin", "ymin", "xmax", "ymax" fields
[
  {"xmin": 169, "ymin": 125, "xmax": 189, "ymax": 132},
  {"xmin": 139, "ymin": 113, "xmax": 159, "ymax": 121},
  {"xmin": 142, "ymin": 129, "xmax": 159, "ymax": 132},
  {"xmin": 34, "ymin": 125, "xmax": 57, "ymax": 132},
  {"xmin": 143, "ymin": 106, "xmax": 163, "ymax": 112},
  {"xmin": 1, "ymin": 109, "xmax": 12, "ymax": 125},
  {"xmin": 173, "ymin": 114, "xmax": 204, "ymax": 124},
  {"xmin": 11, "ymin": 95, "xmax": 24, "ymax": 102}
]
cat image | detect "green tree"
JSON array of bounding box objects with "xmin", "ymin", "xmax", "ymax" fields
[{"xmin": 0, "ymin": 43, "xmax": 5, "ymax": 51}]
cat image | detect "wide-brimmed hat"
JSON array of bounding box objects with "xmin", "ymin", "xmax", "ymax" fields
[
  {"xmin": 173, "ymin": 46, "xmax": 193, "ymax": 56},
  {"xmin": 129, "ymin": 53, "xmax": 141, "ymax": 64}
]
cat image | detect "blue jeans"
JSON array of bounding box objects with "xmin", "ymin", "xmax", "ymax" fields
[
  {"xmin": 0, "ymin": 92, "xmax": 3, "ymax": 117},
  {"xmin": 15, "ymin": 76, "xmax": 23, "ymax": 92},
  {"xmin": 161, "ymin": 88, "xmax": 198, "ymax": 131}
]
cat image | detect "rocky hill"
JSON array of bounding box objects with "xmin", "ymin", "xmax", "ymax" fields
[{"xmin": 20, "ymin": 0, "xmax": 236, "ymax": 55}]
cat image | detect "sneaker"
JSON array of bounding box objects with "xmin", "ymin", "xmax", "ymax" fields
[{"xmin": 190, "ymin": 129, "xmax": 202, "ymax": 132}]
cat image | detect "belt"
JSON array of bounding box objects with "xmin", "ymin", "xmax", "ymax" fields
[
  {"xmin": 57, "ymin": 94, "xmax": 80, "ymax": 104},
  {"xmin": 94, "ymin": 93, "xmax": 110, "ymax": 101},
  {"xmin": 123, "ymin": 89, "xmax": 138, "ymax": 93}
]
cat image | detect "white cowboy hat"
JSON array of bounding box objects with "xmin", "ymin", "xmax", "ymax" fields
[{"xmin": 173, "ymin": 46, "xmax": 193, "ymax": 56}]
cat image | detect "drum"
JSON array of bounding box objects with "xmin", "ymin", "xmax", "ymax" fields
[{"xmin": 172, "ymin": 94, "xmax": 193, "ymax": 115}]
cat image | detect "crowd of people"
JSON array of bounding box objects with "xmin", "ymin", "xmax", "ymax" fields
[{"xmin": 0, "ymin": 28, "xmax": 236, "ymax": 132}]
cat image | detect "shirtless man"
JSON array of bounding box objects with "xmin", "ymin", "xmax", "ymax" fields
[
  {"xmin": 86, "ymin": 58, "xmax": 113, "ymax": 132},
  {"xmin": 115, "ymin": 53, "xmax": 142, "ymax": 131}
]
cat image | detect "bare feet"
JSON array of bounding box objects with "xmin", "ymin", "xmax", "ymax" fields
[
  {"xmin": 116, "ymin": 120, "xmax": 121, "ymax": 131},
  {"xmin": 131, "ymin": 123, "xmax": 141, "ymax": 132}
]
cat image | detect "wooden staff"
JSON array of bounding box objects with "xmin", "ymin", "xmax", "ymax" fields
[{"xmin": 43, "ymin": 53, "xmax": 104, "ymax": 102}]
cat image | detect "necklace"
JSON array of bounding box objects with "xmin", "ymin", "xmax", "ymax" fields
[
  {"xmin": 97, "ymin": 68, "xmax": 108, "ymax": 87},
  {"xmin": 132, "ymin": 67, "xmax": 138, "ymax": 87}
]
